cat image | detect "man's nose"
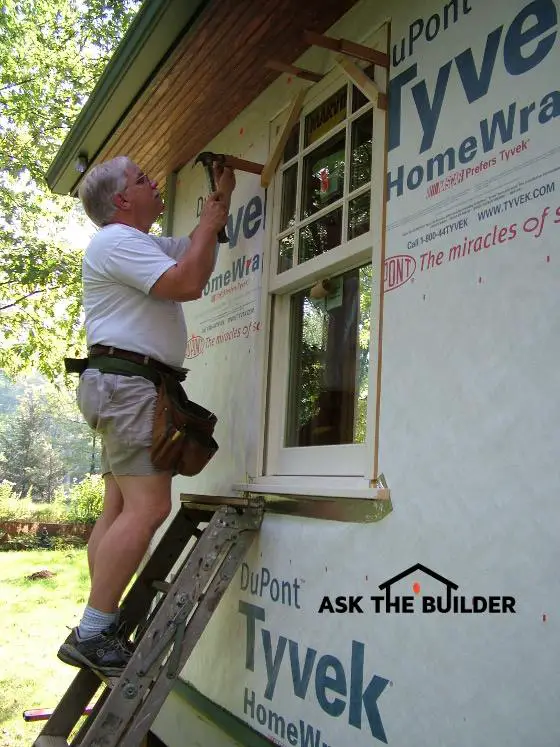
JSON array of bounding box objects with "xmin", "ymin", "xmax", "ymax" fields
[{"xmin": 150, "ymin": 179, "xmax": 158, "ymax": 189}]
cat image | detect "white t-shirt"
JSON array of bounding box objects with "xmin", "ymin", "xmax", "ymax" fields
[{"xmin": 82, "ymin": 223, "xmax": 190, "ymax": 367}]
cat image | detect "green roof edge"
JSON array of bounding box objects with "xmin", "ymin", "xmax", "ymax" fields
[{"xmin": 46, "ymin": 0, "xmax": 209, "ymax": 195}]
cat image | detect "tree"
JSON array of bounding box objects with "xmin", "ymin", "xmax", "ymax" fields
[
  {"xmin": 0, "ymin": 391, "xmax": 61, "ymax": 499},
  {"xmin": 43, "ymin": 384, "xmax": 103, "ymax": 480},
  {"xmin": 0, "ymin": 375, "xmax": 102, "ymax": 498},
  {"xmin": 0, "ymin": 0, "xmax": 142, "ymax": 380}
]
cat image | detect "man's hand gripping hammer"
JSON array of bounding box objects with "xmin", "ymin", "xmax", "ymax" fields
[{"xmin": 194, "ymin": 151, "xmax": 229, "ymax": 244}]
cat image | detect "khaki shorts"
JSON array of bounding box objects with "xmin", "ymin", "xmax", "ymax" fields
[{"xmin": 77, "ymin": 370, "xmax": 165, "ymax": 476}]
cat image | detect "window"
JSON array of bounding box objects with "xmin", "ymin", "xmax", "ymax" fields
[{"xmin": 264, "ymin": 52, "xmax": 387, "ymax": 484}]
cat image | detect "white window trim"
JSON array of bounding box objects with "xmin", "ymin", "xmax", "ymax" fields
[{"xmin": 255, "ymin": 28, "xmax": 388, "ymax": 492}]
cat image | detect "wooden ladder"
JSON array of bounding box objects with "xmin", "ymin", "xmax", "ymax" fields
[{"xmin": 33, "ymin": 498, "xmax": 264, "ymax": 747}]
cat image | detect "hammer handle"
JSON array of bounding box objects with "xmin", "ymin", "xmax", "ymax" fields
[
  {"xmin": 205, "ymin": 166, "xmax": 229, "ymax": 244},
  {"xmin": 222, "ymin": 155, "xmax": 263, "ymax": 175}
]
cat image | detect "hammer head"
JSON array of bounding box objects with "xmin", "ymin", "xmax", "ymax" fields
[{"xmin": 194, "ymin": 151, "xmax": 225, "ymax": 168}]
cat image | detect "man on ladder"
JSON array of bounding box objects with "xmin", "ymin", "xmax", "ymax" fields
[{"xmin": 59, "ymin": 154, "xmax": 235, "ymax": 676}]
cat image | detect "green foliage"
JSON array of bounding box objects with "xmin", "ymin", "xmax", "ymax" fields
[
  {"xmin": 0, "ymin": 373, "xmax": 102, "ymax": 498},
  {"xmin": 0, "ymin": 474, "xmax": 103, "ymax": 525},
  {"xmin": 0, "ymin": 0, "xmax": 142, "ymax": 379},
  {"xmin": 0, "ymin": 482, "xmax": 65, "ymax": 521},
  {"xmin": 0, "ymin": 481, "xmax": 27, "ymax": 520},
  {"xmin": 0, "ymin": 534, "xmax": 40, "ymax": 551},
  {"xmin": 0, "ymin": 532, "xmax": 88, "ymax": 551},
  {"xmin": 49, "ymin": 534, "xmax": 88, "ymax": 550},
  {"xmin": 66, "ymin": 474, "xmax": 103, "ymax": 525},
  {"xmin": 0, "ymin": 390, "xmax": 65, "ymax": 500}
]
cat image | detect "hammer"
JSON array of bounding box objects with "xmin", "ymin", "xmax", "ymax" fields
[{"xmin": 193, "ymin": 151, "xmax": 230, "ymax": 244}]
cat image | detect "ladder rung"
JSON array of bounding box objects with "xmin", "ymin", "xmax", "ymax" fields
[
  {"xmin": 24, "ymin": 705, "xmax": 94, "ymax": 722},
  {"xmin": 34, "ymin": 737, "xmax": 69, "ymax": 747}
]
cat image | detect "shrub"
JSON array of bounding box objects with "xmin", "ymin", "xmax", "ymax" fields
[
  {"xmin": 0, "ymin": 482, "xmax": 69, "ymax": 522},
  {"xmin": 49, "ymin": 535, "xmax": 88, "ymax": 550},
  {"xmin": 0, "ymin": 474, "xmax": 103, "ymax": 530},
  {"xmin": 0, "ymin": 481, "xmax": 28, "ymax": 521},
  {"xmin": 66, "ymin": 474, "xmax": 104, "ymax": 525},
  {"xmin": 0, "ymin": 535, "xmax": 38, "ymax": 551},
  {"xmin": 26, "ymin": 489, "xmax": 68, "ymax": 523}
]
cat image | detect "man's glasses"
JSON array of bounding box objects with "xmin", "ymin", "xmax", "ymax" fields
[{"xmin": 134, "ymin": 173, "xmax": 150, "ymax": 185}]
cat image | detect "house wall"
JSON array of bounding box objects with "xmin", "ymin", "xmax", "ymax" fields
[{"xmin": 154, "ymin": 0, "xmax": 560, "ymax": 744}]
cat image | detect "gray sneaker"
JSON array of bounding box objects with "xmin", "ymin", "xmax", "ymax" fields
[{"xmin": 57, "ymin": 625, "xmax": 132, "ymax": 676}]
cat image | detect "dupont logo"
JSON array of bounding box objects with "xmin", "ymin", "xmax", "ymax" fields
[
  {"xmin": 384, "ymin": 254, "xmax": 416, "ymax": 292},
  {"xmin": 185, "ymin": 334, "xmax": 205, "ymax": 359}
]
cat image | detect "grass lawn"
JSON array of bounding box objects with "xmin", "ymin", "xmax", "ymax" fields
[{"xmin": 0, "ymin": 548, "xmax": 90, "ymax": 747}]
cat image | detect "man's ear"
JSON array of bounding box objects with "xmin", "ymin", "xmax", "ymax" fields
[{"xmin": 113, "ymin": 192, "xmax": 129, "ymax": 211}]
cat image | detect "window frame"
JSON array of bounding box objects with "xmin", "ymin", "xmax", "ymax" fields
[{"xmin": 261, "ymin": 35, "xmax": 388, "ymax": 487}]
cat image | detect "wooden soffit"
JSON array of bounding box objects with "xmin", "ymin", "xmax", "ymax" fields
[{"xmin": 51, "ymin": 0, "xmax": 361, "ymax": 195}]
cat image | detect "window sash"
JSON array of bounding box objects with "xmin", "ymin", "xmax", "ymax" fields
[
  {"xmin": 272, "ymin": 85, "xmax": 376, "ymax": 281},
  {"xmin": 264, "ymin": 45, "xmax": 388, "ymax": 482}
]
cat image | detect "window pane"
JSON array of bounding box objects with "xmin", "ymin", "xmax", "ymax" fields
[
  {"xmin": 283, "ymin": 123, "xmax": 299, "ymax": 162},
  {"xmin": 286, "ymin": 264, "xmax": 373, "ymax": 447},
  {"xmin": 352, "ymin": 85, "xmax": 368, "ymax": 113},
  {"xmin": 348, "ymin": 192, "xmax": 370, "ymax": 239},
  {"xmin": 301, "ymin": 131, "xmax": 345, "ymax": 219},
  {"xmin": 304, "ymin": 87, "xmax": 347, "ymax": 147},
  {"xmin": 278, "ymin": 234, "xmax": 294, "ymax": 273},
  {"xmin": 351, "ymin": 65, "xmax": 376, "ymax": 112},
  {"xmin": 350, "ymin": 113, "xmax": 373, "ymax": 191},
  {"xmin": 280, "ymin": 164, "xmax": 297, "ymax": 231},
  {"xmin": 299, "ymin": 208, "xmax": 342, "ymax": 263}
]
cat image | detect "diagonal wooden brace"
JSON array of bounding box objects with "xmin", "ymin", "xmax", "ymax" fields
[
  {"xmin": 261, "ymin": 88, "xmax": 306, "ymax": 188},
  {"xmin": 266, "ymin": 60, "xmax": 323, "ymax": 83},
  {"xmin": 304, "ymin": 30, "xmax": 390, "ymax": 68},
  {"xmin": 334, "ymin": 56, "xmax": 387, "ymax": 111}
]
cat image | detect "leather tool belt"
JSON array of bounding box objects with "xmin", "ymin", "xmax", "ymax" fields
[{"xmin": 64, "ymin": 345, "xmax": 217, "ymax": 476}]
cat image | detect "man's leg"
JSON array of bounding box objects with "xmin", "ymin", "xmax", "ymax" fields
[
  {"xmin": 60, "ymin": 373, "xmax": 170, "ymax": 674},
  {"xmin": 87, "ymin": 472, "xmax": 172, "ymax": 613},
  {"xmin": 87, "ymin": 475, "xmax": 123, "ymax": 579}
]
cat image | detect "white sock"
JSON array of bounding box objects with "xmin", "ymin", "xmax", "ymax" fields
[{"xmin": 77, "ymin": 606, "xmax": 119, "ymax": 640}]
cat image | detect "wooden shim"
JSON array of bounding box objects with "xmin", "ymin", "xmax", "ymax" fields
[
  {"xmin": 304, "ymin": 30, "xmax": 390, "ymax": 68},
  {"xmin": 261, "ymin": 88, "xmax": 306, "ymax": 188},
  {"xmin": 266, "ymin": 59, "xmax": 323, "ymax": 83},
  {"xmin": 334, "ymin": 55, "xmax": 383, "ymax": 109}
]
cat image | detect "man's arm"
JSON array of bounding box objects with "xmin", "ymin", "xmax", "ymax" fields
[
  {"xmin": 188, "ymin": 166, "xmax": 235, "ymax": 239},
  {"xmin": 151, "ymin": 192, "xmax": 228, "ymax": 302}
]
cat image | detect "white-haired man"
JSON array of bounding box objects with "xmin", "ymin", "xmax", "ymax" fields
[{"xmin": 57, "ymin": 156, "xmax": 234, "ymax": 675}]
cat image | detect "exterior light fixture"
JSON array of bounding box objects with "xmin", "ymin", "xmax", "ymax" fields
[{"xmin": 75, "ymin": 154, "xmax": 88, "ymax": 173}]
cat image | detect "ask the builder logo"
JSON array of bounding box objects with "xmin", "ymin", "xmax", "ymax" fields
[{"xmin": 319, "ymin": 564, "xmax": 516, "ymax": 615}]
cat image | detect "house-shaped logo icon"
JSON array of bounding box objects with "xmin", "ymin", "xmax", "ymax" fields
[{"xmin": 371, "ymin": 564, "xmax": 515, "ymax": 615}]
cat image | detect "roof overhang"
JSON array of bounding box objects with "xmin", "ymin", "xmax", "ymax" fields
[
  {"xmin": 48, "ymin": 0, "xmax": 361, "ymax": 196},
  {"xmin": 46, "ymin": 0, "xmax": 210, "ymax": 195}
]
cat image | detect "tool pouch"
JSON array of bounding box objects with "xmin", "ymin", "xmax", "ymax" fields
[
  {"xmin": 151, "ymin": 374, "xmax": 218, "ymax": 476},
  {"xmin": 64, "ymin": 357, "xmax": 89, "ymax": 375}
]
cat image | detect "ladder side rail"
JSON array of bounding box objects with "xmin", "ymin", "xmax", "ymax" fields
[
  {"xmin": 37, "ymin": 506, "xmax": 207, "ymax": 742},
  {"xmin": 67, "ymin": 687, "xmax": 111, "ymax": 747},
  {"xmin": 118, "ymin": 525, "xmax": 260, "ymax": 747},
  {"xmin": 118, "ymin": 507, "xmax": 208, "ymax": 633},
  {"xmin": 39, "ymin": 669, "xmax": 100, "ymax": 739},
  {"xmin": 75, "ymin": 507, "xmax": 247, "ymax": 747}
]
